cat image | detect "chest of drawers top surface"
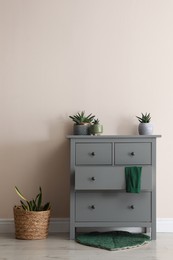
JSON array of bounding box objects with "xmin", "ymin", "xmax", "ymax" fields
[{"xmin": 67, "ymin": 135, "xmax": 161, "ymax": 138}]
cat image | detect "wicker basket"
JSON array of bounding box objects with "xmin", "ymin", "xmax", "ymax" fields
[{"xmin": 13, "ymin": 206, "xmax": 51, "ymax": 240}]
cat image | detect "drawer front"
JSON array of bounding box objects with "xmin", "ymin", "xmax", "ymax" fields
[
  {"xmin": 115, "ymin": 143, "xmax": 151, "ymax": 165},
  {"xmin": 76, "ymin": 143, "xmax": 112, "ymax": 165},
  {"xmin": 76, "ymin": 192, "xmax": 151, "ymax": 222},
  {"xmin": 75, "ymin": 166, "xmax": 152, "ymax": 190}
]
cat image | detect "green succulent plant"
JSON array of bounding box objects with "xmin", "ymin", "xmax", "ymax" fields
[
  {"xmin": 93, "ymin": 118, "xmax": 100, "ymax": 124},
  {"xmin": 69, "ymin": 111, "xmax": 95, "ymax": 125},
  {"xmin": 15, "ymin": 186, "xmax": 51, "ymax": 211},
  {"xmin": 136, "ymin": 113, "xmax": 151, "ymax": 123}
]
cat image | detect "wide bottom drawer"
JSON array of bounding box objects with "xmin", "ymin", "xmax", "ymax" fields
[{"xmin": 75, "ymin": 191, "xmax": 151, "ymax": 222}]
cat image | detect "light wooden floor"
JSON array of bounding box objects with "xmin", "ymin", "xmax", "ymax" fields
[{"xmin": 0, "ymin": 233, "xmax": 173, "ymax": 260}]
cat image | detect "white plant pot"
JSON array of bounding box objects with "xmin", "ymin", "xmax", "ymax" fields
[{"xmin": 138, "ymin": 123, "xmax": 153, "ymax": 135}]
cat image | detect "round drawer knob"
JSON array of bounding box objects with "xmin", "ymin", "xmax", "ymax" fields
[
  {"xmin": 91, "ymin": 152, "xmax": 95, "ymax": 156},
  {"xmin": 90, "ymin": 205, "xmax": 95, "ymax": 210},
  {"xmin": 91, "ymin": 177, "xmax": 96, "ymax": 181},
  {"xmin": 131, "ymin": 152, "xmax": 135, "ymax": 156},
  {"xmin": 130, "ymin": 205, "xmax": 135, "ymax": 209}
]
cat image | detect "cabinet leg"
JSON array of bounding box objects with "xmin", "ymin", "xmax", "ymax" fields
[
  {"xmin": 70, "ymin": 226, "xmax": 76, "ymax": 240},
  {"xmin": 144, "ymin": 227, "xmax": 150, "ymax": 234},
  {"xmin": 151, "ymin": 222, "xmax": 156, "ymax": 240},
  {"xmin": 151, "ymin": 229, "xmax": 156, "ymax": 240}
]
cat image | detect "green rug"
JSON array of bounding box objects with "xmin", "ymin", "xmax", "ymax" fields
[{"xmin": 76, "ymin": 231, "xmax": 150, "ymax": 251}]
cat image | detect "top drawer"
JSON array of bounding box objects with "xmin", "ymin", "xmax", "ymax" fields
[
  {"xmin": 75, "ymin": 143, "xmax": 112, "ymax": 165},
  {"xmin": 115, "ymin": 143, "xmax": 152, "ymax": 165}
]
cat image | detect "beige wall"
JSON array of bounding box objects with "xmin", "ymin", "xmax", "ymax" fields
[{"xmin": 0, "ymin": 0, "xmax": 171, "ymax": 218}]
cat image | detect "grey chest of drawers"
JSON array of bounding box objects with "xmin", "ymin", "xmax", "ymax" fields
[{"xmin": 67, "ymin": 135, "xmax": 161, "ymax": 240}]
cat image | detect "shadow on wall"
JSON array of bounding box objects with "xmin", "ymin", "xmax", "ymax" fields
[{"xmin": 0, "ymin": 119, "xmax": 73, "ymax": 218}]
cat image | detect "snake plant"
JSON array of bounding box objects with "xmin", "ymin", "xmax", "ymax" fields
[{"xmin": 15, "ymin": 186, "xmax": 51, "ymax": 211}]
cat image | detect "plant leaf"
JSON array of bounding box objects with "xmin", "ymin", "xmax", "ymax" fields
[
  {"xmin": 37, "ymin": 187, "xmax": 42, "ymax": 210},
  {"xmin": 15, "ymin": 186, "xmax": 28, "ymax": 201},
  {"xmin": 20, "ymin": 200, "xmax": 28, "ymax": 211},
  {"xmin": 43, "ymin": 202, "xmax": 51, "ymax": 211}
]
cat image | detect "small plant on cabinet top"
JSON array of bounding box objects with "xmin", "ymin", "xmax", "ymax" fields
[
  {"xmin": 136, "ymin": 113, "xmax": 151, "ymax": 123},
  {"xmin": 15, "ymin": 186, "xmax": 51, "ymax": 211},
  {"xmin": 90, "ymin": 118, "xmax": 103, "ymax": 135},
  {"xmin": 93, "ymin": 119, "xmax": 100, "ymax": 124},
  {"xmin": 69, "ymin": 111, "xmax": 95, "ymax": 125}
]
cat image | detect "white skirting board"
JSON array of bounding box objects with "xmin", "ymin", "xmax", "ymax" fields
[
  {"xmin": 157, "ymin": 218, "xmax": 173, "ymax": 232},
  {"xmin": 0, "ymin": 218, "xmax": 70, "ymax": 234},
  {"xmin": 0, "ymin": 218, "xmax": 173, "ymax": 233}
]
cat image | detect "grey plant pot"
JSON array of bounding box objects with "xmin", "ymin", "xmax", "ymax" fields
[
  {"xmin": 73, "ymin": 124, "xmax": 90, "ymax": 135},
  {"xmin": 138, "ymin": 123, "xmax": 153, "ymax": 135}
]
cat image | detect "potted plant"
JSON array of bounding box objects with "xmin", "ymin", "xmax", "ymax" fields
[
  {"xmin": 14, "ymin": 186, "xmax": 51, "ymax": 240},
  {"xmin": 136, "ymin": 112, "xmax": 153, "ymax": 135},
  {"xmin": 69, "ymin": 111, "xmax": 95, "ymax": 135},
  {"xmin": 90, "ymin": 118, "xmax": 103, "ymax": 135}
]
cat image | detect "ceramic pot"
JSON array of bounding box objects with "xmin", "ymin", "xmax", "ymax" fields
[
  {"xmin": 138, "ymin": 123, "xmax": 153, "ymax": 135},
  {"xmin": 73, "ymin": 124, "xmax": 90, "ymax": 135},
  {"xmin": 90, "ymin": 124, "xmax": 103, "ymax": 135}
]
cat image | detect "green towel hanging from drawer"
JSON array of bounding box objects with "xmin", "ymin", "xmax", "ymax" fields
[{"xmin": 125, "ymin": 166, "xmax": 142, "ymax": 193}]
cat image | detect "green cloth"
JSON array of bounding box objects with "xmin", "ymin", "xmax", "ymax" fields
[
  {"xmin": 76, "ymin": 231, "xmax": 150, "ymax": 251},
  {"xmin": 125, "ymin": 166, "xmax": 142, "ymax": 193}
]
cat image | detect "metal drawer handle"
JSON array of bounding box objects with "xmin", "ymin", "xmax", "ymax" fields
[
  {"xmin": 91, "ymin": 152, "xmax": 95, "ymax": 156},
  {"xmin": 130, "ymin": 205, "xmax": 135, "ymax": 209},
  {"xmin": 131, "ymin": 152, "xmax": 135, "ymax": 156},
  {"xmin": 90, "ymin": 205, "xmax": 95, "ymax": 210},
  {"xmin": 91, "ymin": 177, "xmax": 96, "ymax": 181}
]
